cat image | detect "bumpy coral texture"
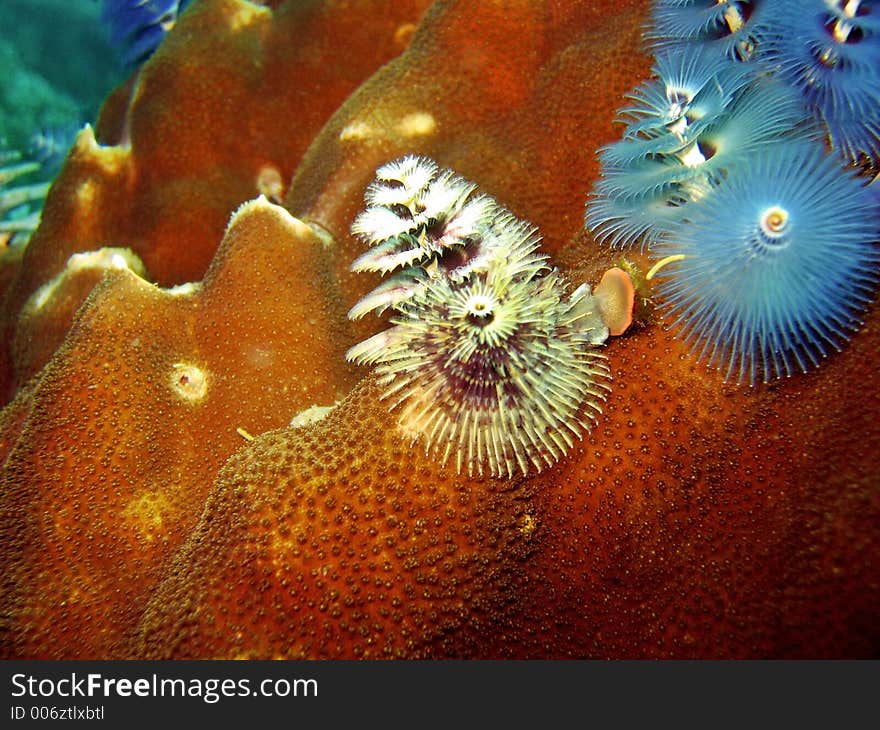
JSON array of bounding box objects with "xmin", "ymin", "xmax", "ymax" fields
[
  {"xmin": 0, "ymin": 0, "xmax": 877, "ymax": 659},
  {"xmin": 138, "ymin": 378, "xmax": 536, "ymax": 659},
  {"xmin": 0, "ymin": 199, "xmax": 356, "ymax": 658}
]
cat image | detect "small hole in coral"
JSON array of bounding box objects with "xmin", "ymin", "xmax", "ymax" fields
[{"xmin": 170, "ymin": 362, "xmax": 208, "ymax": 403}]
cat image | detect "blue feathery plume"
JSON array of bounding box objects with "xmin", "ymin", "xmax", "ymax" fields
[
  {"xmin": 609, "ymin": 45, "xmax": 753, "ymax": 164},
  {"xmin": 647, "ymin": 0, "xmax": 779, "ymax": 61},
  {"xmin": 586, "ymin": 75, "xmax": 812, "ymax": 249},
  {"xmin": 100, "ymin": 0, "xmax": 192, "ymax": 68},
  {"xmin": 762, "ymin": 0, "xmax": 880, "ymax": 167},
  {"xmin": 585, "ymin": 45, "xmax": 749, "ymax": 249},
  {"xmin": 651, "ymin": 141, "xmax": 880, "ymax": 385}
]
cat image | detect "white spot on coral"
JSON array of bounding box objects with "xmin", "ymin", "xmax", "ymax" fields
[
  {"xmin": 339, "ymin": 121, "xmax": 375, "ymax": 142},
  {"xmin": 244, "ymin": 345, "xmax": 275, "ymax": 369},
  {"xmin": 75, "ymin": 180, "xmax": 97, "ymax": 208},
  {"xmin": 30, "ymin": 282, "xmax": 57, "ymax": 312},
  {"xmin": 26, "ymin": 248, "xmax": 147, "ymax": 313},
  {"xmin": 73, "ymin": 124, "xmax": 99, "ymax": 155},
  {"xmin": 165, "ymin": 282, "xmax": 201, "ymax": 297},
  {"xmin": 305, "ymin": 221, "xmax": 335, "ymax": 249},
  {"xmin": 72, "ymin": 124, "xmax": 129, "ymax": 170},
  {"xmin": 227, "ymin": 1, "xmax": 271, "ymax": 32},
  {"xmin": 68, "ymin": 248, "xmax": 145, "ymax": 275},
  {"xmin": 170, "ymin": 362, "xmax": 209, "ymax": 402},
  {"xmin": 396, "ymin": 112, "xmax": 436, "ymax": 138},
  {"xmin": 289, "ymin": 402, "xmax": 338, "ymax": 428},
  {"xmin": 227, "ymin": 195, "xmax": 319, "ymax": 245}
]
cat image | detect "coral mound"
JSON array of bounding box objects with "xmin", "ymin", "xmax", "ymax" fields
[
  {"xmin": 0, "ymin": 197, "xmax": 355, "ymax": 658},
  {"xmin": 0, "ymin": 0, "xmax": 877, "ymax": 659},
  {"xmin": 138, "ymin": 378, "xmax": 534, "ymax": 659}
]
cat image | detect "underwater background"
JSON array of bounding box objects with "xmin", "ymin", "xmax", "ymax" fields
[
  {"xmin": 0, "ymin": 1, "xmax": 120, "ymax": 150},
  {"xmin": 0, "ymin": 0, "xmax": 878, "ymax": 659},
  {"xmin": 1, "ymin": 0, "xmax": 123, "ymax": 245}
]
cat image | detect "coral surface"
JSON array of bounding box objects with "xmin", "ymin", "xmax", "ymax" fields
[{"xmin": 0, "ymin": 0, "xmax": 877, "ymax": 659}]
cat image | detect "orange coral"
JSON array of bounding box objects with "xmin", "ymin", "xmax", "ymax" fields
[
  {"xmin": 0, "ymin": 199, "xmax": 356, "ymax": 657},
  {"xmin": 0, "ymin": 0, "xmax": 877, "ymax": 660},
  {"xmin": 0, "ymin": 0, "xmax": 432, "ymax": 398},
  {"xmin": 138, "ymin": 322, "xmax": 880, "ymax": 659},
  {"xmin": 139, "ymin": 378, "xmax": 535, "ymax": 659}
]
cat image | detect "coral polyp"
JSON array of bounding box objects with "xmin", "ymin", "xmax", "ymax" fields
[
  {"xmin": 348, "ymin": 157, "xmax": 611, "ymax": 477},
  {"xmin": 651, "ymin": 142, "xmax": 880, "ymax": 384}
]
